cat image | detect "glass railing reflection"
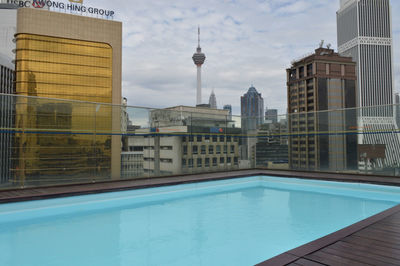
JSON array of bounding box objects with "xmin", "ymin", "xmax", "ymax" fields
[{"xmin": 0, "ymin": 93, "xmax": 400, "ymax": 190}]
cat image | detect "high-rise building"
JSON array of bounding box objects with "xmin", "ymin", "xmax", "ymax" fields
[
  {"xmin": 209, "ymin": 90, "xmax": 217, "ymax": 109},
  {"xmin": 241, "ymin": 86, "xmax": 264, "ymax": 131},
  {"xmin": 0, "ymin": 62, "xmax": 15, "ymax": 184},
  {"xmin": 11, "ymin": 8, "xmax": 122, "ymax": 184},
  {"xmin": 0, "ymin": 3, "xmax": 16, "ymax": 184},
  {"xmin": 240, "ymin": 86, "xmax": 264, "ymax": 162},
  {"xmin": 337, "ymin": 0, "xmax": 400, "ymax": 166},
  {"xmin": 192, "ymin": 27, "xmax": 206, "ymax": 106},
  {"xmin": 287, "ymin": 47, "xmax": 357, "ymax": 171},
  {"xmin": 265, "ymin": 109, "xmax": 278, "ymax": 124}
]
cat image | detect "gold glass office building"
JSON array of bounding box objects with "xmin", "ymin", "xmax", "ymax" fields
[{"xmin": 13, "ymin": 8, "xmax": 122, "ymax": 184}]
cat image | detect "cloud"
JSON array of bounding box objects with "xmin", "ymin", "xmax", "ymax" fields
[{"xmin": 86, "ymin": 0, "xmax": 400, "ymax": 116}]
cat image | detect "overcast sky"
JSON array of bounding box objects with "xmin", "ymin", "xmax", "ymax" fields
[{"xmin": 86, "ymin": 0, "xmax": 400, "ymax": 115}]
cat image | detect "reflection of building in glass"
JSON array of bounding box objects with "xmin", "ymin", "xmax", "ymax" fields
[
  {"xmin": 265, "ymin": 108, "xmax": 278, "ymax": 124},
  {"xmin": 287, "ymin": 47, "xmax": 357, "ymax": 171},
  {"xmin": 256, "ymin": 122, "xmax": 288, "ymax": 169},
  {"xmin": 129, "ymin": 106, "xmax": 240, "ymax": 176},
  {"xmin": 13, "ymin": 8, "xmax": 122, "ymax": 184},
  {"xmin": 338, "ymin": 0, "xmax": 400, "ymax": 167}
]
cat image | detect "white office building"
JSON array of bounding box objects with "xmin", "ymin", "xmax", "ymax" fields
[{"xmin": 337, "ymin": 0, "xmax": 400, "ymax": 166}]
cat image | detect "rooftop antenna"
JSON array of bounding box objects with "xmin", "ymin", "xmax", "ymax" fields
[
  {"xmin": 319, "ymin": 40, "xmax": 324, "ymax": 48},
  {"xmin": 327, "ymin": 43, "xmax": 332, "ymax": 49},
  {"xmin": 198, "ymin": 26, "xmax": 200, "ymax": 48}
]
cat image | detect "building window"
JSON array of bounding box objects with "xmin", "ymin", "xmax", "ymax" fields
[
  {"xmin": 205, "ymin": 135, "xmax": 210, "ymax": 141},
  {"xmin": 189, "ymin": 135, "xmax": 194, "ymax": 142},
  {"xmin": 212, "ymin": 136, "xmax": 218, "ymax": 142},
  {"xmin": 234, "ymin": 136, "xmax": 239, "ymax": 142},
  {"xmin": 220, "ymin": 157, "xmax": 225, "ymax": 164},
  {"xmin": 216, "ymin": 145, "xmax": 221, "ymax": 154},
  {"xmin": 307, "ymin": 64, "xmax": 313, "ymax": 76},
  {"xmin": 227, "ymin": 157, "xmax": 232, "ymax": 164},
  {"xmin": 220, "ymin": 135, "xmax": 225, "ymax": 142},
  {"xmin": 208, "ymin": 145, "xmax": 214, "ymax": 154},
  {"xmin": 230, "ymin": 145, "xmax": 235, "ymax": 153},
  {"xmin": 227, "ymin": 136, "xmax": 232, "ymax": 142},
  {"xmin": 188, "ymin": 159, "xmax": 193, "ymax": 168},
  {"xmin": 197, "ymin": 135, "xmax": 202, "ymax": 142},
  {"xmin": 182, "ymin": 136, "xmax": 186, "ymax": 142},
  {"xmin": 197, "ymin": 158, "xmax": 202, "ymax": 167},
  {"xmin": 193, "ymin": 145, "xmax": 198, "ymax": 154},
  {"xmin": 183, "ymin": 145, "xmax": 188, "ymax": 155},
  {"xmin": 205, "ymin": 158, "xmax": 210, "ymax": 167},
  {"xmin": 234, "ymin": 157, "xmax": 238, "ymax": 165},
  {"xmin": 201, "ymin": 145, "xmax": 206, "ymax": 154},
  {"xmin": 223, "ymin": 145, "xmax": 227, "ymax": 154},
  {"xmin": 212, "ymin": 158, "xmax": 217, "ymax": 166}
]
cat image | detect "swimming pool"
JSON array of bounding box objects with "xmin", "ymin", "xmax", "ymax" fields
[{"xmin": 0, "ymin": 176, "xmax": 399, "ymax": 266}]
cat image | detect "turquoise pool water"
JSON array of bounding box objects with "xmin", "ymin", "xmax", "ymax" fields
[{"xmin": 1, "ymin": 176, "xmax": 400, "ymax": 266}]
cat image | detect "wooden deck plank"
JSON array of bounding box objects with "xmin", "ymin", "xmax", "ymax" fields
[
  {"xmin": 305, "ymin": 251, "xmax": 369, "ymax": 266},
  {"xmin": 329, "ymin": 241, "xmax": 400, "ymax": 264},
  {"xmin": 289, "ymin": 258, "xmax": 327, "ymax": 266},
  {"xmin": 342, "ymin": 235, "xmax": 400, "ymax": 254},
  {"xmin": 320, "ymin": 247, "xmax": 392, "ymax": 266}
]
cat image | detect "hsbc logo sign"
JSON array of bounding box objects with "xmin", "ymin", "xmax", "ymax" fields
[
  {"xmin": 32, "ymin": 0, "xmax": 45, "ymax": 8},
  {"xmin": 6, "ymin": 0, "xmax": 115, "ymax": 17}
]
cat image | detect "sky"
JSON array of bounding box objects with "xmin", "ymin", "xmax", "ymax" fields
[{"xmin": 85, "ymin": 0, "xmax": 400, "ymax": 115}]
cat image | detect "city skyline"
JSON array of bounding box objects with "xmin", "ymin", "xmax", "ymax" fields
[{"xmin": 79, "ymin": 0, "xmax": 400, "ymax": 115}]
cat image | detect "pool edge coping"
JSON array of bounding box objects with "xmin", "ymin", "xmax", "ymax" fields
[{"xmin": 1, "ymin": 169, "xmax": 400, "ymax": 204}]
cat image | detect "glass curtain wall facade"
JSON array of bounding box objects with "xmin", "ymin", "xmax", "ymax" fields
[{"xmin": 13, "ymin": 34, "xmax": 113, "ymax": 185}]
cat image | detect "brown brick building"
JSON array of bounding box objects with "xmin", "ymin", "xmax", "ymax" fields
[{"xmin": 287, "ymin": 47, "xmax": 357, "ymax": 171}]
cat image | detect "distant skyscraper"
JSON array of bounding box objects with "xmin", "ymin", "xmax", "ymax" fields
[
  {"xmin": 209, "ymin": 90, "xmax": 217, "ymax": 109},
  {"xmin": 265, "ymin": 109, "xmax": 278, "ymax": 124},
  {"xmin": 192, "ymin": 27, "xmax": 206, "ymax": 106},
  {"xmin": 241, "ymin": 86, "xmax": 264, "ymax": 131},
  {"xmin": 240, "ymin": 86, "xmax": 264, "ymax": 162},
  {"xmin": 337, "ymin": 0, "xmax": 400, "ymax": 166}
]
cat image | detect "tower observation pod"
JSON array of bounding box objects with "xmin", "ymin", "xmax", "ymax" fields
[{"xmin": 192, "ymin": 27, "xmax": 206, "ymax": 105}]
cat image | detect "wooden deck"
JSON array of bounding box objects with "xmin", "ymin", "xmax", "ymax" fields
[
  {"xmin": 259, "ymin": 205, "xmax": 400, "ymax": 266},
  {"xmin": 1, "ymin": 169, "xmax": 400, "ymax": 265}
]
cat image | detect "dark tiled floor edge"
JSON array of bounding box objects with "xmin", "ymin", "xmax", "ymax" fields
[
  {"xmin": 257, "ymin": 204, "xmax": 400, "ymax": 266},
  {"xmin": 1, "ymin": 169, "xmax": 400, "ymax": 204}
]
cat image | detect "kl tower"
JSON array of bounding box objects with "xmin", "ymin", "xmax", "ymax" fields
[{"xmin": 192, "ymin": 27, "xmax": 206, "ymax": 106}]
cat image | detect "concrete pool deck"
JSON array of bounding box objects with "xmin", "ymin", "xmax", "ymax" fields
[{"xmin": 1, "ymin": 169, "xmax": 400, "ymax": 265}]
